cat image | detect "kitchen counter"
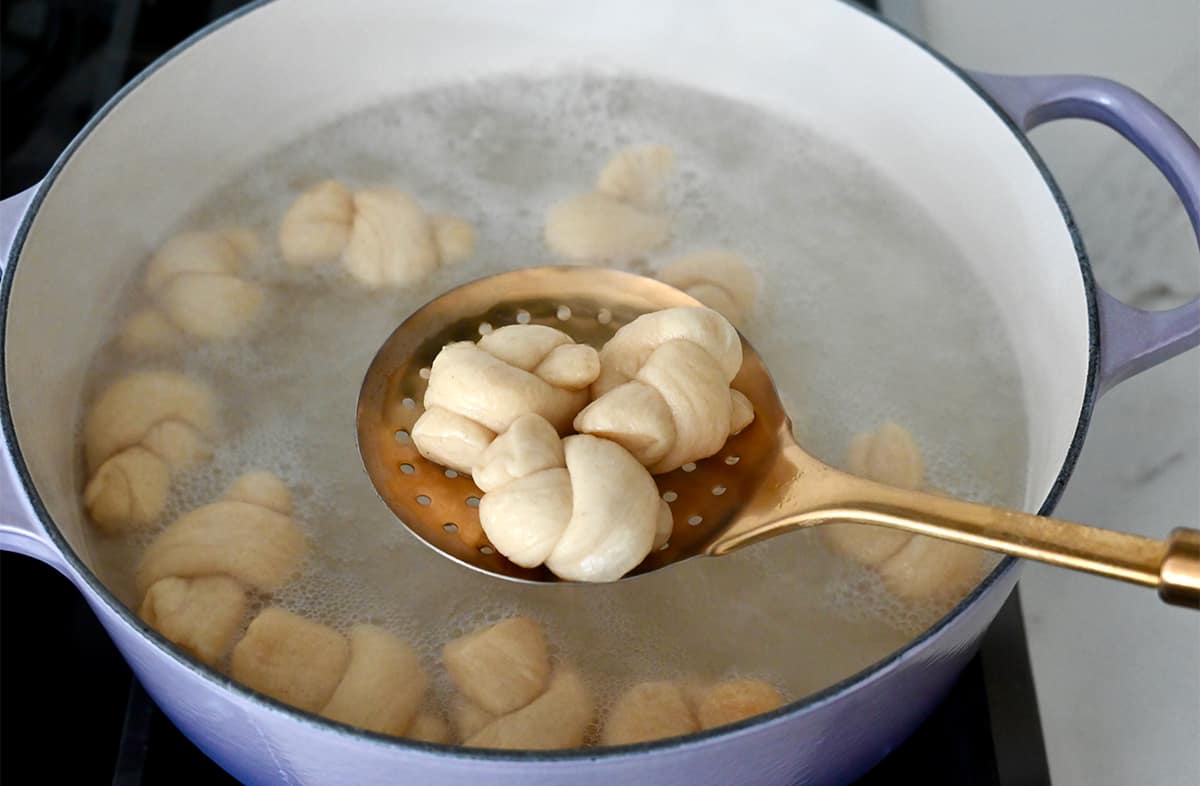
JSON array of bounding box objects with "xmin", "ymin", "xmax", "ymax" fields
[{"xmin": 890, "ymin": 3, "xmax": 1200, "ymax": 784}]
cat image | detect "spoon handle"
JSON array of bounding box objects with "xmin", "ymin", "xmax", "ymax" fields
[{"xmin": 709, "ymin": 444, "xmax": 1200, "ymax": 608}]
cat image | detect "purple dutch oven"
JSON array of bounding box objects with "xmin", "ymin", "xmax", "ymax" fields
[{"xmin": 0, "ymin": 2, "xmax": 1197, "ymax": 784}]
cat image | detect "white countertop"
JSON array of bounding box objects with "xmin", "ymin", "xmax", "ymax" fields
[{"xmin": 886, "ymin": 3, "xmax": 1200, "ymax": 784}]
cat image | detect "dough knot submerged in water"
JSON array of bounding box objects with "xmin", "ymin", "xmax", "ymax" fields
[
  {"xmin": 83, "ymin": 371, "xmax": 216, "ymax": 533},
  {"xmin": 120, "ymin": 229, "xmax": 265, "ymax": 353},
  {"xmin": 544, "ymin": 144, "xmax": 674, "ymax": 263},
  {"xmin": 231, "ymin": 608, "xmax": 434, "ymax": 739},
  {"xmin": 655, "ymin": 250, "xmax": 758, "ymax": 327},
  {"xmin": 443, "ymin": 617, "xmax": 594, "ymax": 750},
  {"xmin": 278, "ymin": 179, "xmax": 475, "ymax": 287},
  {"xmin": 823, "ymin": 422, "xmax": 988, "ymax": 603},
  {"xmin": 136, "ymin": 472, "xmax": 306, "ymax": 664}
]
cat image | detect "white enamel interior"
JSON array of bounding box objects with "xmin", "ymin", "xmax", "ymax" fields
[{"xmin": 4, "ymin": 0, "xmax": 1088, "ymax": 571}]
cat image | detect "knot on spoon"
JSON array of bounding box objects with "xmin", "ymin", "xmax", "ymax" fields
[
  {"xmin": 574, "ymin": 308, "xmax": 754, "ymax": 473},
  {"xmin": 474, "ymin": 414, "xmax": 671, "ymax": 582},
  {"xmin": 411, "ymin": 324, "xmax": 600, "ymax": 474}
]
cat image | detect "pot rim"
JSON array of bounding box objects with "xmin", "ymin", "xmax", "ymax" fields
[{"xmin": 0, "ymin": 0, "xmax": 1098, "ymax": 764}]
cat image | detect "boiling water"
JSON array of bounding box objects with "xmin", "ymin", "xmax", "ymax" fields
[{"xmin": 83, "ymin": 73, "xmax": 1025, "ymax": 727}]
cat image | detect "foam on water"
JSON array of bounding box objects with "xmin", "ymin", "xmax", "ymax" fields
[{"xmin": 80, "ymin": 72, "xmax": 1026, "ymax": 728}]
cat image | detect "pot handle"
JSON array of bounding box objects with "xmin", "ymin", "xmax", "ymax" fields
[
  {"xmin": 0, "ymin": 438, "xmax": 66, "ymax": 570},
  {"xmin": 970, "ymin": 72, "xmax": 1200, "ymax": 394},
  {"xmin": 0, "ymin": 184, "xmax": 38, "ymax": 276},
  {"xmin": 0, "ymin": 184, "xmax": 65, "ymax": 568}
]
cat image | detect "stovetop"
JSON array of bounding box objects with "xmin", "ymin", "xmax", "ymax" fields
[{"xmin": 0, "ymin": 2, "xmax": 1052, "ymax": 784}]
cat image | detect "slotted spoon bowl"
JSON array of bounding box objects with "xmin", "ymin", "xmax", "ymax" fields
[{"xmin": 357, "ymin": 267, "xmax": 1200, "ymax": 606}]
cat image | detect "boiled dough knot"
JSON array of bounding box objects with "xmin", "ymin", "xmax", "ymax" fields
[
  {"xmin": 475, "ymin": 415, "xmax": 671, "ymax": 583},
  {"xmin": 465, "ymin": 667, "xmax": 593, "ymax": 750},
  {"xmin": 443, "ymin": 617, "xmax": 594, "ymax": 750},
  {"xmin": 136, "ymin": 472, "xmax": 305, "ymax": 665},
  {"xmin": 444, "ymin": 616, "xmax": 550, "ymax": 717},
  {"xmin": 230, "ymin": 608, "xmax": 431, "ymax": 738},
  {"xmin": 822, "ymin": 422, "xmax": 988, "ymax": 604},
  {"xmin": 543, "ymin": 144, "xmax": 674, "ymax": 263},
  {"xmin": 596, "ymin": 144, "xmax": 675, "ymax": 211},
  {"xmin": 411, "ymin": 325, "xmax": 601, "ymax": 474},
  {"xmin": 601, "ymin": 677, "xmax": 784, "ymax": 745},
  {"xmin": 83, "ymin": 371, "xmax": 216, "ymax": 533},
  {"xmin": 656, "ymin": 250, "xmax": 758, "ymax": 327},
  {"xmin": 119, "ymin": 229, "xmax": 265, "ymax": 353},
  {"xmin": 136, "ymin": 473, "xmax": 307, "ymax": 597},
  {"xmin": 574, "ymin": 307, "xmax": 754, "ymax": 474},
  {"xmin": 277, "ymin": 179, "xmax": 475, "ymax": 287}
]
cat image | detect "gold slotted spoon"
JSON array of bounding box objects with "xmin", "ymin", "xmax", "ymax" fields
[{"xmin": 356, "ymin": 267, "xmax": 1200, "ymax": 606}]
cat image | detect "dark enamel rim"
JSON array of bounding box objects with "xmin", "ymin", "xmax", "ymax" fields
[{"xmin": 0, "ymin": 0, "xmax": 1098, "ymax": 767}]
